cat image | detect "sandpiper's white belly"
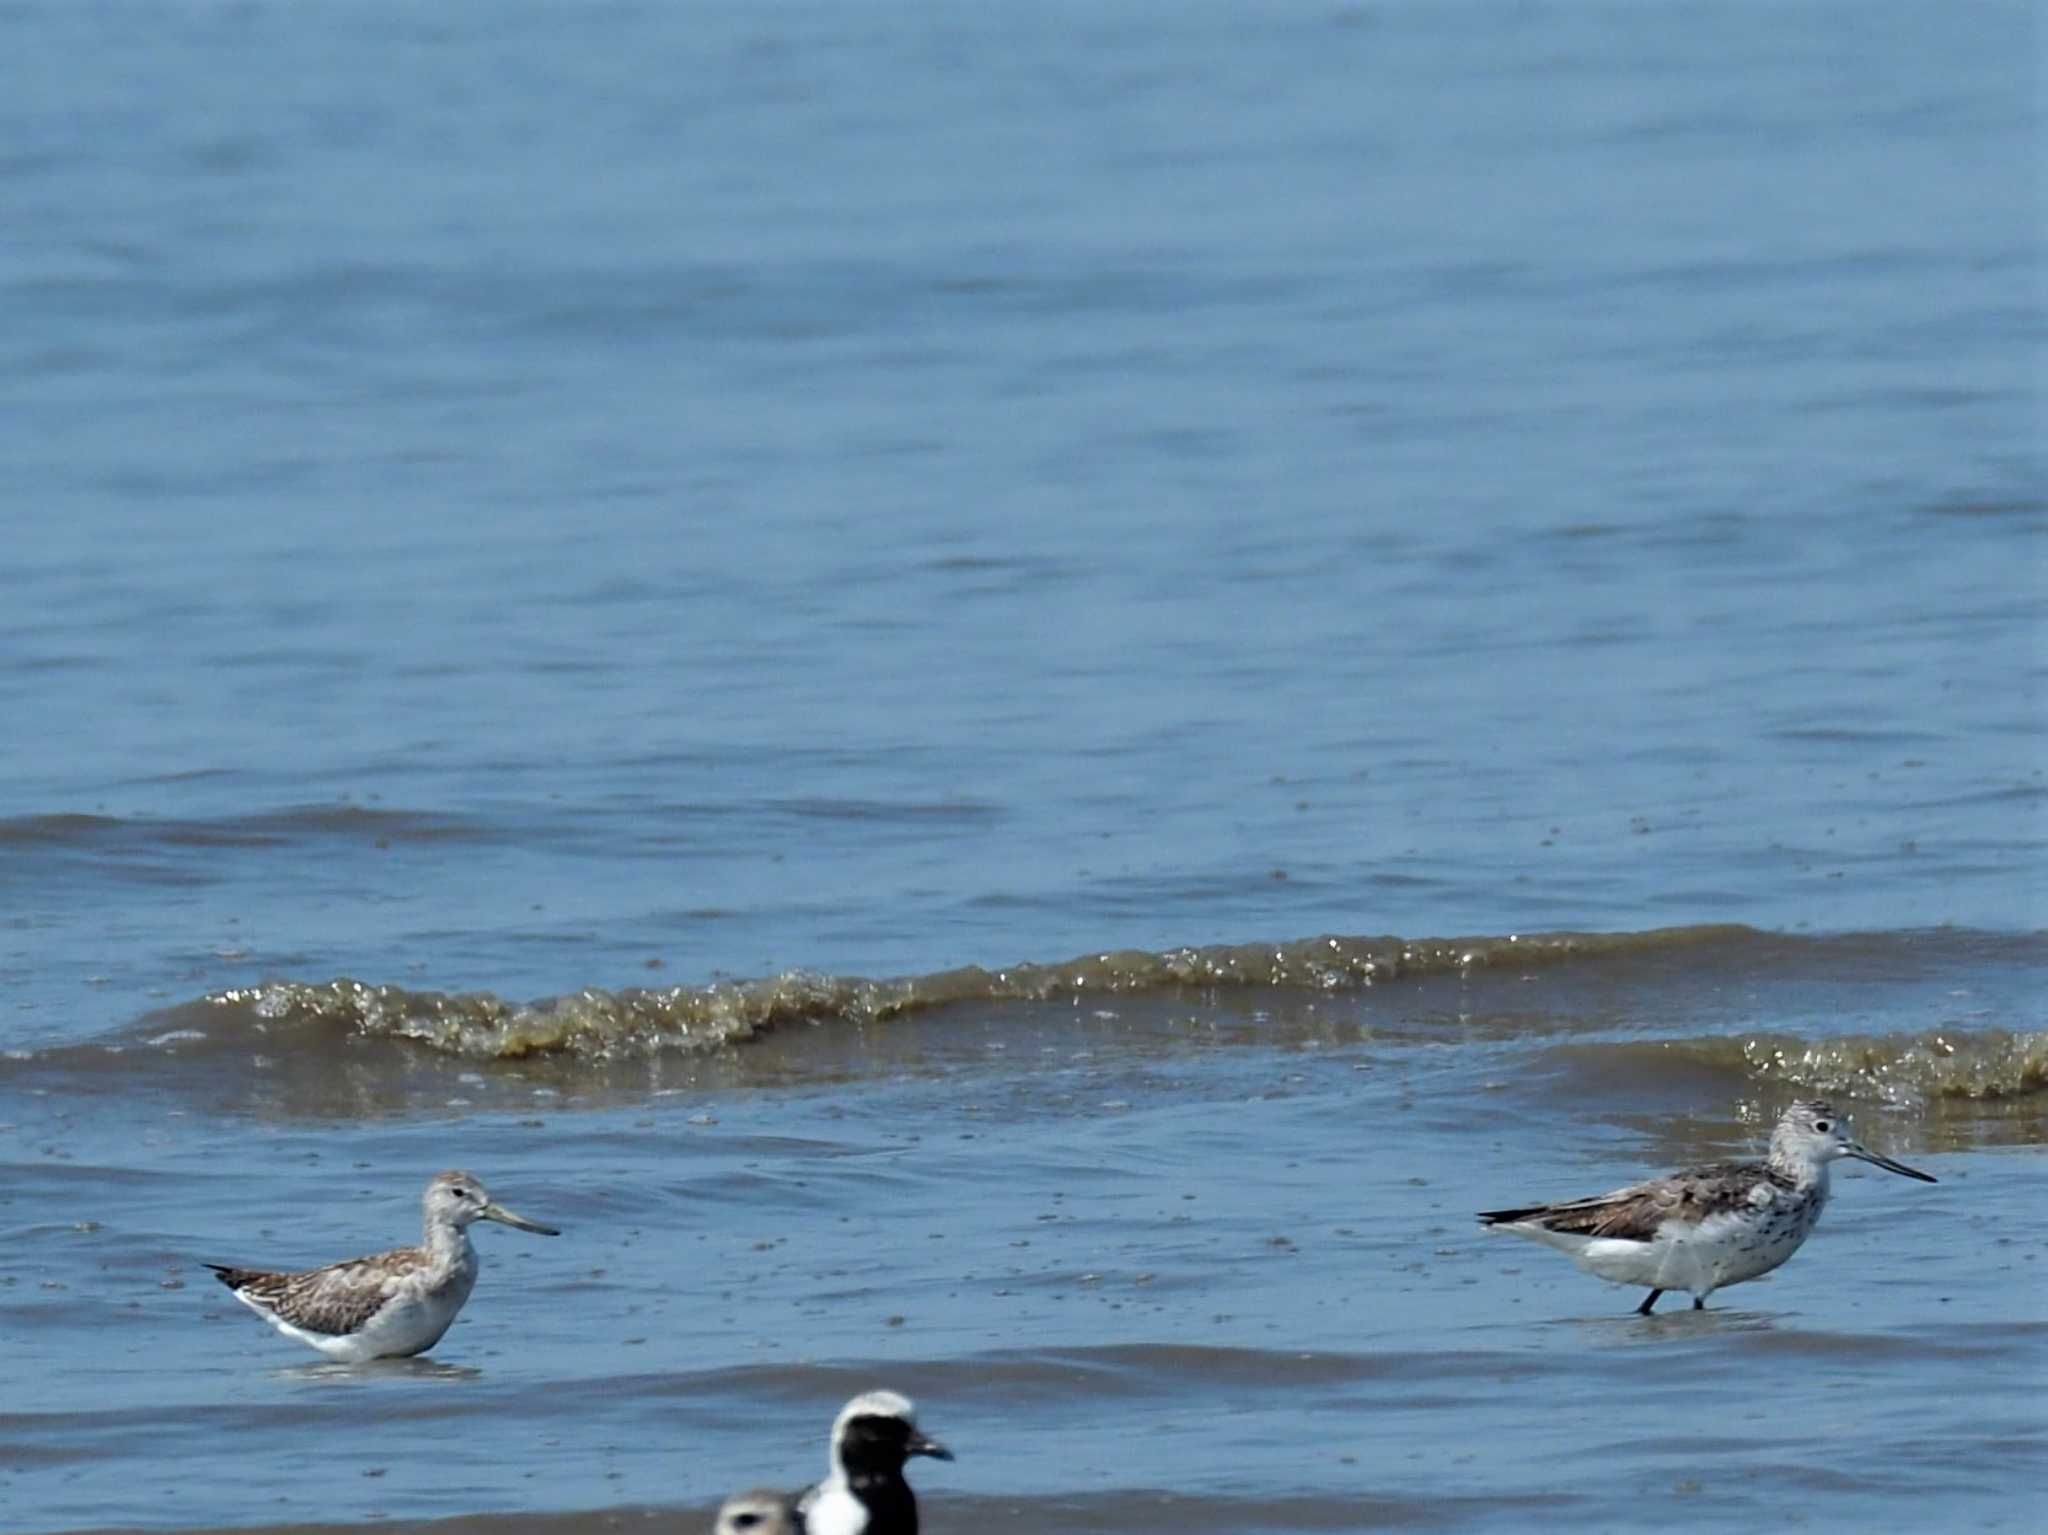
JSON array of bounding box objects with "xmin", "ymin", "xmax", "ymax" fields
[
  {"xmin": 236, "ymin": 1267, "xmax": 476, "ymax": 1362},
  {"xmin": 1592, "ymin": 1214, "xmax": 1793, "ymax": 1287},
  {"xmin": 1530, "ymin": 1203, "xmax": 1818, "ymax": 1299}
]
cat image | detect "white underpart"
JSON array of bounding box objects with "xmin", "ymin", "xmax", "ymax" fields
[
  {"xmin": 797, "ymin": 1477, "xmax": 866, "ymax": 1535},
  {"xmin": 796, "ymin": 1389, "xmax": 920, "ymax": 1534},
  {"xmin": 231, "ymin": 1243, "xmax": 479, "ymax": 1362},
  {"xmin": 1497, "ymin": 1173, "xmax": 1828, "ymax": 1302}
]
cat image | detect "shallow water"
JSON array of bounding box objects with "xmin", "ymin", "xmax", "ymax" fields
[
  {"xmin": 2, "ymin": 0, "xmax": 2044, "ymax": 1531},
  {"xmin": 8, "ymin": 930, "xmax": 2044, "ymax": 1532}
]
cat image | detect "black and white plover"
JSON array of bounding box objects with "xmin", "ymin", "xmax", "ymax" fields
[
  {"xmin": 1478, "ymin": 1099, "xmax": 1936, "ymax": 1315},
  {"xmin": 797, "ymin": 1389, "xmax": 952, "ymax": 1535},
  {"xmin": 204, "ymin": 1170, "xmax": 560, "ymax": 1360},
  {"xmin": 714, "ymin": 1390, "xmax": 951, "ymax": 1535}
]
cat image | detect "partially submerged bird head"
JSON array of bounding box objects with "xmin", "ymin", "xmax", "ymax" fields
[
  {"xmin": 424, "ymin": 1170, "xmax": 562, "ymax": 1236},
  {"xmin": 830, "ymin": 1389, "xmax": 954, "ymax": 1480},
  {"xmin": 1773, "ymin": 1101, "xmax": 1936, "ymax": 1183},
  {"xmin": 713, "ymin": 1489, "xmax": 800, "ymax": 1535}
]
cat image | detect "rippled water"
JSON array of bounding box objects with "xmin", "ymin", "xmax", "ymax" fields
[
  {"xmin": 7, "ymin": 930, "xmax": 2046, "ymax": 1533},
  {"xmin": 2, "ymin": 0, "xmax": 2043, "ymax": 1531}
]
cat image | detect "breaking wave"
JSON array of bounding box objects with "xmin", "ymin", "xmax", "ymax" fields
[
  {"xmin": 186, "ymin": 925, "xmax": 1750, "ymax": 1060},
  {"xmin": 1729, "ymin": 1029, "xmax": 2048, "ymax": 1103},
  {"xmin": 5, "ymin": 924, "xmax": 2037, "ymax": 1110}
]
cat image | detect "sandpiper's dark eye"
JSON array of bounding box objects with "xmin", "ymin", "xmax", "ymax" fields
[{"xmin": 1813, "ymin": 1121, "xmax": 1832, "ymax": 1134}]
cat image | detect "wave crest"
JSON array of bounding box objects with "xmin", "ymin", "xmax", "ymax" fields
[
  {"xmin": 1736, "ymin": 1029, "xmax": 2048, "ymax": 1102},
  {"xmin": 203, "ymin": 925, "xmax": 1752, "ymax": 1060}
]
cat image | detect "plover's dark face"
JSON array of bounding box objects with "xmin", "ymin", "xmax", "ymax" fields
[
  {"xmin": 829, "ymin": 1389, "xmax": 953, "ymax": 1481},
  {"xmin": 838, "ymin": 1410, "xmax": 953, "ymax": 1478},
  {"xmin": 807, "ymin": 1391, "xmax": 953, "ymax": 1535}
]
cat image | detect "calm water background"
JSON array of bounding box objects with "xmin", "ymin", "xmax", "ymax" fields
[{"xmin": 1, "ymin": 2, "xmax": 2043, "ymax": 1532}]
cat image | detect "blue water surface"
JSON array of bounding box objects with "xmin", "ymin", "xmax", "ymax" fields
[{"xmin": 0, "ymin": 0, "xmax": 2039, "ymax": 1043}]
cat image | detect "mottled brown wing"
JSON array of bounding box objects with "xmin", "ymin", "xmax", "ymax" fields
[
  {"xmin": 206, "ymin": 1246, "xmax": 423, "ymax": 1336},
  {"xmin": 1480, "ymin": 1160, "xmax": 1774, "ymax": 1241}
]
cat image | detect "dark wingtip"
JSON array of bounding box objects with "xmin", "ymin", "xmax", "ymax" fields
[{"xmin": 203, "ymin": 1263, "xmax": 250, "ymax": 1290}]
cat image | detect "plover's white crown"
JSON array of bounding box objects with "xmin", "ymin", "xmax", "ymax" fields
[
  {"xmin": 831, "ymin": 1389, "xmax": 918, "ymax": 1443},
  {"xmin": 799, "ymin": 1388, "xmax": 951, "ymax": 1535}
]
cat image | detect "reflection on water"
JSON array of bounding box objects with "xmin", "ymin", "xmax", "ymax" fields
[
  {"xmin": 1558, "ymin": 1306, "xmax": 1782, "ymax": 1343},
  {"xmin": 275, "ymin": 1357, "xmax": 484, "ymax": 1386}
]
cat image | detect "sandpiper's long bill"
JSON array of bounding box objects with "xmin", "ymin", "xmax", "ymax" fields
[
  {"xmin": 204, "ymin": 1170, "xmax": 559, "ymax": 1362},
  {"xmin": 1477, "ymin": 1099, "xmax": 1935, "ymax": 1316}
]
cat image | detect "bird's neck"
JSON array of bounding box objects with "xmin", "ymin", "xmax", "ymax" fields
[
  {"xmin": 1769, "ymin": 1148, "xmax": 1830, "ymax": 1194},
  {"xmin": 421, "ymin": 1218, "xmax": 475, "ymax": 1275},
  {"xmin": 848, "ymin": 1476, "xmax": 916, "ymax": 1532}
]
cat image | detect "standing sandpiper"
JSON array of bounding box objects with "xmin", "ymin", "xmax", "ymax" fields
[
  {"xmin": 204, "ymin": 1170, "xmax": 560, "ymax": 1361},
  {"xmin": 1478, "ymin": 1099, "xmax": 1936, "ymax": 1315}
]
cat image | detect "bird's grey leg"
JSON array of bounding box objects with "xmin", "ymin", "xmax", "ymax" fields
[{"xmin": 1636, "ymin": 1289, "xmax": 1663, "ymax": 1316}]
